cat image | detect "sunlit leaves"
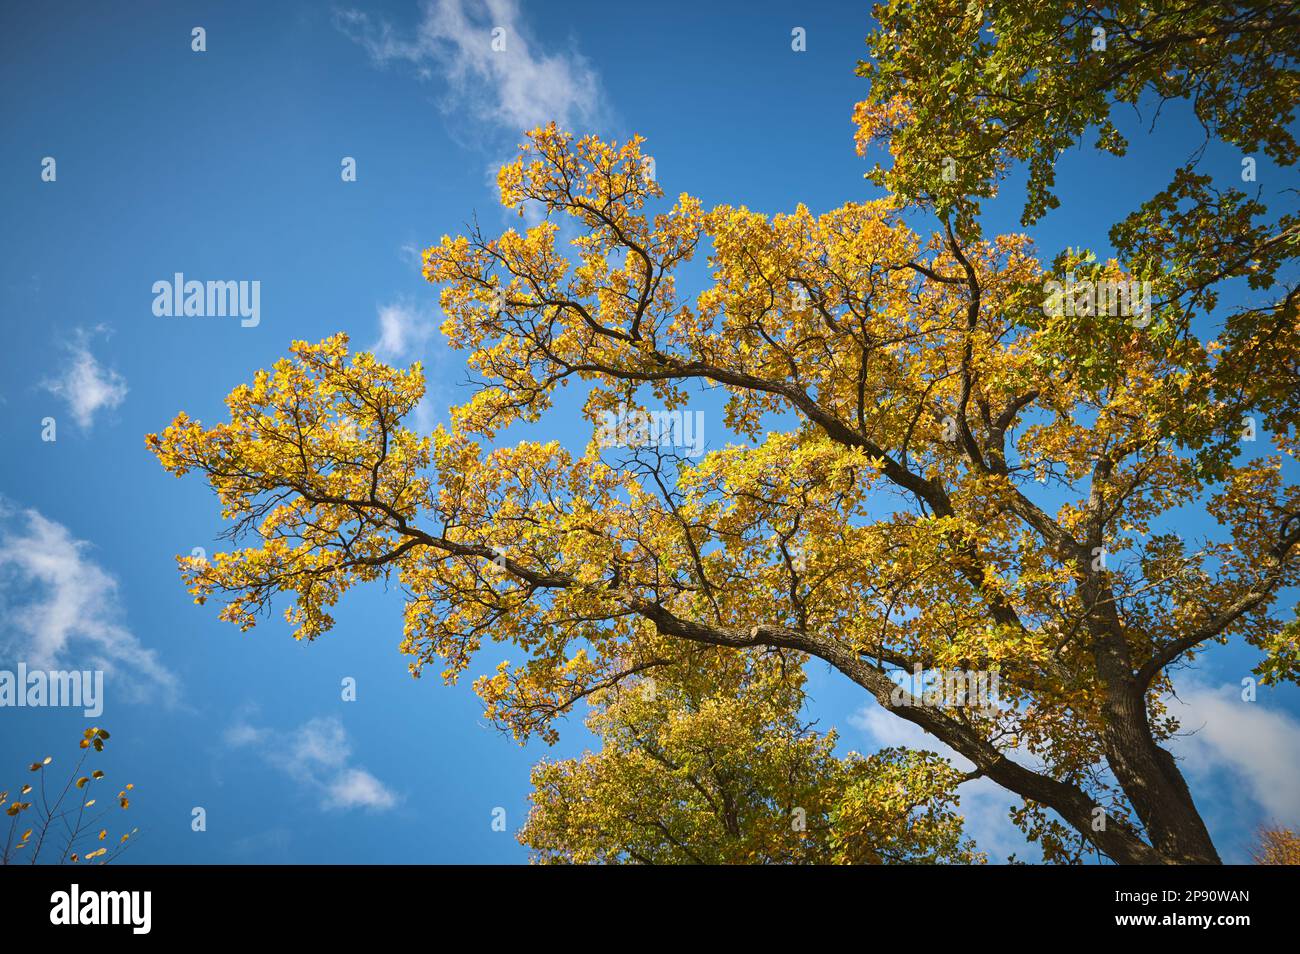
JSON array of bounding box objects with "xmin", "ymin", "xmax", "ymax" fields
[
  {"xmin": 520, "ymin": 652, "xmax": 979, "ymax": 864},
  {"xmin": 856, "ymin": 0, "xmax": 1300, "ymax": 228},
  {"xmin": 149, "ymin": 70, "xmax": 1298, "ymax": 862}
]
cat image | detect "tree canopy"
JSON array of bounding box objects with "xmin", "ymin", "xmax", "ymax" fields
[
  {"xmin": 148, "ymin": 2, "xmax": 1299, "ymax": 864},
  {"xmin": 519, "ymin": 649, "xmax": 979, "ymax": 864}
]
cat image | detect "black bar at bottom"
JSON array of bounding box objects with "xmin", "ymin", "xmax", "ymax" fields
[{"xmin": 1, "ymin": 863, "xmax": 1284, "ymax": 939}]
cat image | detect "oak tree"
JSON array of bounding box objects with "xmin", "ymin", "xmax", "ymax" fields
[
  {"xmin": 148, "ymin": 3, "xmax": 1299, "ymax": 863},
  {"xmin": 519, "ymin": 648, "xmax": 980, "ymax": 863}
]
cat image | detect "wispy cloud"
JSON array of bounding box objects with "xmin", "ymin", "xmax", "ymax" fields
[
  {"xmin": 42, "ymin": 327, "xmax": 127, "ymax": 430},
  {"xmin": 327, "ymin": 768, "xmax": 400, "ymax": 811},
  {"xmin": 224, "ymin": 713, "xmax": 399, "ymax": 812},
  {"xmin": 336, "ymin": 0, "xmax": 607, "ymax": 135},
  {"xmin": 367, "ymin": 298, "xmax": 444, "ymax": 434},
  {"xmin": 1166, "ymin": 678, "xmax": 1300, "ymax": 827},
  {"xmin": 370, "ymin": 298, "xmax": 435, "ymax": 364},
  {"xmin": 0, "ymin": 502, "xmax": 179, "ymax": 703}
]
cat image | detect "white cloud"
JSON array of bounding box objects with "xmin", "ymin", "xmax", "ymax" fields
[
  {"xmin": 398, "ymin": 242, "xmax": 425, "ymax": 268},
  {"xmin": 225, "ymin": 714, "xmax": 399, "ymax": 813},
  {"xmin": 0, "ymin": 502, "xmax": 179, "ymax": 703},
  {"xmin": 222, "ymin": 721, "xmax": 270, "ymax": 748},
  {"xmin": 847, "ymin": 700, "xmax": 936, "ymax": 752},
  {"xmin": 337, "ymin": 0, "xmax": 606, "ymax": 134},
  {"xmin": 327, "ymin": 768, "xmax": 399, "ymax": 811},
  {"xmin": 370, "ymin": 299, "xmax": 434, "ymax": 363},
  {"xmin": 287, "ymin": 715, "xmax": 351, "ymax": 772},
  {"xmin": 42, "ymin": 327, "xmax": 127, "ymax": 429},
  {"xmin": 1166, "ymin": 678, "xmax": 1300, "ymax": 826},
  {"xmin": 366, "ymin": 298, "xmax": 444, "ymax": 434}
]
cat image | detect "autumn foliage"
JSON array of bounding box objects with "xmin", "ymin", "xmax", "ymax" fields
[
  {"xmin": 149, "ymin": 3, "xmax": 1299, "ymax": 863},
  {"xmin": 1251, "ymin": 825, "xmax": 1300, "ymax": 865}
]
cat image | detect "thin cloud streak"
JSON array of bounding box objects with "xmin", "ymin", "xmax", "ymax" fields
[
  {"xmin": 224, "ymin": 713, "xmax": 400, "ymax": 812},
  {"xmin": 337, "ymin": 0, "xmax": 607, "ymax": 135},
  {"xmin": 42, "ymin": 326, "xmax": 127, "ymax": 430},
  {"xmin": 0, "ymin": 502, "xmax": 180, "ymax": 704}
]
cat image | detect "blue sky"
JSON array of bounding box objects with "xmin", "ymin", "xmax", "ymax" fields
[{"xmin": 0, "ymin": 0, "xmax": 1296, "ymax": 864}]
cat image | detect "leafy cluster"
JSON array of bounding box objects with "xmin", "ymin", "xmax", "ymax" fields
[{"xmin": 520, "ymin": 650, "xmax": 980, "ymax": 864}]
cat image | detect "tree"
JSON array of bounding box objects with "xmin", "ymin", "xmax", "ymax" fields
[
  {"xmin": 147, "ymin": 4, "xmax": 1299, "ymax": 864},
  {"xmin": 857, "ymin": 0, "xmax": 1299, "ymax": 226},
  {"xmin": 3, "ymin": 728, "xmax": 139, "ymax": 865},
  {"xmin": 1251, "ymin": 825, "xmax": 1300, "ymax": 865},
  {"xmin": 519, "ymin": 648, "xmax": 980, "ymax": 864}
]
